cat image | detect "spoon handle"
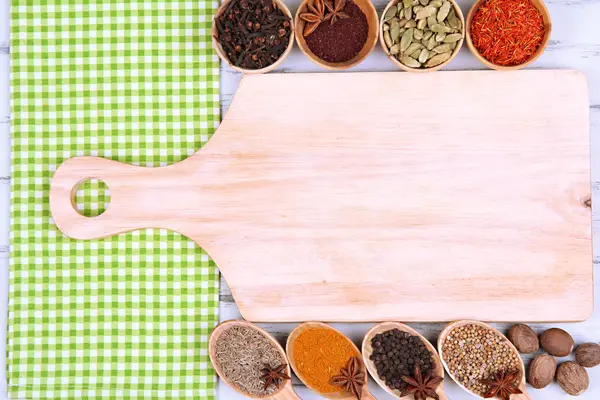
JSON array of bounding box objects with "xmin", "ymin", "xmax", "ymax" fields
[
  {"xmin": 512, "ymin": 394, "xmax": 532, "ymax": 400},
  {"xmin": 512, "ymin": 384, "xmax": 532, "ymax": 400},
  {"xmin": 360, "ymin": 386, "xmax": 376, "ymax": 400},
  {"xmin": 270, "ymin": 384, "xmax": 301, "ymax": 400},
  {"xmin": 437, "ymin": 392, "xmax": 450, "ymax": 400}
]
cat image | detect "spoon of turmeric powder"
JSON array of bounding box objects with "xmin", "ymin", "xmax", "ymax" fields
[{"xmin": 286, "ymin": 322, "xmax": 376, "ymax": 400}]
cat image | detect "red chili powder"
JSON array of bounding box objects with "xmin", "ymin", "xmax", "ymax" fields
[
  {"xmin": 470, "ymin": 0, "xmax": 546, "ymax": 66},
  {"xmin": 305, "ymin": 0, "xmax": 368, "ymax": 63}
]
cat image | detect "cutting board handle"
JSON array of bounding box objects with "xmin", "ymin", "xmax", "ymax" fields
[{"xmin": 50, "ymin": 156, "xmax": 184, "ymax": 240}]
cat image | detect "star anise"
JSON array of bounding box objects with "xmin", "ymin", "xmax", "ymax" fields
[
  {"xmin": 324, "ymin": 0, "xmax": 349, "ymax": 25},
  {"xmin": 480, "ymin": 370, "xmax": 523, "ymax": 400},
  {"xmin": 400, "ymin": 363, "xmax": 443, "ymax": 400},
  {"xmin": 299, "ymin": 0, "xmax": 326, "ymax": 36},
  {"xmin": 260, "ymin": 363, "xmax": 291, "ymax": 391},
  {"xmin": 330, "ymin": 357, "xmax": 365, "ymax": 399}
]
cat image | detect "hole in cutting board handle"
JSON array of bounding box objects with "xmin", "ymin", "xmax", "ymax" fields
[{"xmin": 70, "ymin": 178, "xmax": 111, "ymax": 218}]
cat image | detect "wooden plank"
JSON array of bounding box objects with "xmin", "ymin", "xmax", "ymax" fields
[{"xmin": 51, "ymin": 70, "xmax": 591, "ymax": 322}]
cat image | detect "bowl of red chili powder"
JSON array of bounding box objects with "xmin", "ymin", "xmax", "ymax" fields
[
  {"xmin": 295, "ymin": 0, "xmax": 379, "ymax": 70},
  {"xmin": 466, "ymin": 0, "xmax": 551, "ymax": 69}
]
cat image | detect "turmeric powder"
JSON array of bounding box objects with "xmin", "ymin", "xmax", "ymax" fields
[{"xmin": 291, "ymin": 327, "xmax": 359, "ymax": 393}]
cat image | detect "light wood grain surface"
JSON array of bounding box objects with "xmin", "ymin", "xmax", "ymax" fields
[
  {"xmin": 1, "ymin": 0, "xmax": 600, "ymax": 399},
  {"xmin": 50, "ymin": 70, "xmax": 592, "ymax": 323}
]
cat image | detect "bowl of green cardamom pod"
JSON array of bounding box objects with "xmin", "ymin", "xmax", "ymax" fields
[{"xmin": 380, "ymin": 0, "xmax": 465, "ymax": 72}]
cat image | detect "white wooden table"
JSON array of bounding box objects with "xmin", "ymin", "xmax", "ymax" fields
[{"xmin": 1, "ymin": 0, "xmax": 599, "ymax": 399}]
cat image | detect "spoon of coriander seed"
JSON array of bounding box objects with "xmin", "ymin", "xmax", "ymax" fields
[
  {"xmin": 438, "ymin": 320, "xmax": 531, "ymax": 400},
  {"xmin": 209, "ymin": 320, "xmax": 300, "ymax": 400},
  {"xmin": 286, "ymin": 322, "xmax": 376, "ymax": 400}
]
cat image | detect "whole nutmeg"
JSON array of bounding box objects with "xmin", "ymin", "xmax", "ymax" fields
[
  {"xmin": 575, "ymin": 343, "xmax": 600, "ymax": 368},
  {"xmin": 508, "ymin": 324, "xmax": 539, "ymax": 354},
  {"xmin": 539, "ymin": 328, "xmax": 574, "ymax": 357},
  {"xmin": 527, "ymin": 353, "xmax": 556, "ymax": 389},
  {"xmin": 556, "ymin": 361, "xmax": 589, "ymax": 396}
]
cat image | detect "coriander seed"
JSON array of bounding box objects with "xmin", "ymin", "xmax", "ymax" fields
[{"xmin": 441, "ymin": 323, "xmax": 522, "ymax": 397}]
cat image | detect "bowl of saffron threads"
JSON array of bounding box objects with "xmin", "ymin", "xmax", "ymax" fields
[{"xmin": 466, "ymin": 0, "xmax": 551, "ymax": 70}]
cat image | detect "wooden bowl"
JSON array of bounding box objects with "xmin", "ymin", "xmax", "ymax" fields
[
  {"xmin": 466, "ymin": 0, "xmax": 552, "ymax": 70},
  {"xmin": 437, "ymin": 320, "xmax": 531, "ymax": 400},
  {"xmin": 379, "ymin": 0, "xmax": 465, "ymax": 72},
  {"xmin": 295, "ymin": 0, "xmax": 379, "ymax": 70},
  {"xmin": 362, "ymin": 322, "xmax": 449, "ymax": 400},
  {"xmin": 212, "ymin": 0, "xmax": 295, "ymax": 74},
  {"xmin": 286, "ymin": 322, "xmax": 376, "ymax": 399},
  {"xmin": 209, "ymin": 320, "xmax": 300, "ymax": 399}
]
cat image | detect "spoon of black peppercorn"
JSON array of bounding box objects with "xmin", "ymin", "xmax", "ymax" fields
[{"xmin": 362, "ymin": 322, "xmax": 449, "ymax": 400}]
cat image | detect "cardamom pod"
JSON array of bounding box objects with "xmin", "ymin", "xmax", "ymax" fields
[
  {"xmin": 398, "ymin": 8, "xmax": 405, "ymax": 19},
  {"xmin": 417, "ymin": 18, "xmax": 427, "ymax": 30},
  {"xmin": 425, "ymin": 52, "xmax": 451, "ymax": 67},
  {"xmin": 391, "ymin": 27, "xmax": 402, "ymax": 43},
  {"xmin": 418, "ymin": 48, "xmax": 429, "ymax": 63},
  {"xmin": 447, "ymin": 8, "xmax": 458, "ymax": 29},
  {"xmin": 427, "ymin": 15, "xmax": 437, "ymax": 29},
  {"xmin": 400, "ymin": 55, "xmax": 421, "ymax": 68},
  {"xmin": 400, "ymin": 28, "xmax": 414, "ymax": 52},
  {"xmin": 389, "ymin": 18, "xmax": 399, "ymax": 29},
  {"xmin": 423, "ymin": 30, "xmax": 433, "ymax": 40},
  {"xmin": 412, "ymin": 0, "xmax": 420, "ymax": 6},
  {"xmin": 426, "ymin": 35, "xmax": 437, "ymax": 50},
  {"xmin": 384, "ymin": 6, "xmax": 397, "ymax": 22},
  {"xmin": 430, "ymin": 0, "xmax": 442, "ymax": 7},
  {"xmin": 414, "ymin": 29, "xmax": 424, "ymax": 40},
  {"xmin": 404, "ymin": 0, "xmax": 412, "ymax": 8},
  {"xmin": 437, "ymin": 1, "xmax": 451, "ymax": 23},
  {"xmin": 420, "ymin": 0, "xmax": 430, "ymax": 5},
  {"xmin": 383, "ymin": 24, "xmax": 390, "ymax": 31},
  {"xmin": 404, "ymin": 42, "xmax": 423, "ymax": 55},
  {"xmin": 405, "ymin": 6, "xmax": 412, "ymax": 20},
  {"xmin": 449, "ymin": 41, "xmax": 457, "ymax": 50},
  {"xmin": 415, "ymin": 5, "xmax": 437, "ymax": 20},
  {"xmin": 431, "ymin": 24, "xmax": 451, "ymax": 33},
  {"xmin": 435, "ymin": 32, "xmax": 446, "ymax": 42},
  {"xmin": 384, "ymin": 31, "xmax": 393, "ymax": 48},
  {"xmin": 432, "ymin": 43, "xmax": 451, "ymax": 53},
  {"xmin": 405, "ymin": 20, "xmax": 417, "ymax": 28},
  {"xmin": 444, "ymin": 33, "xmax": 462, "ymax": 43},
  {"xmin": 390, "ymin": 43, "xmax": 402, "ymax": 55},
  {"xmin": 411, "ymin": 48, "xmax": 422, "ymax": 58},
  {"xmin": 413, "ymin": 5, "xmax": 423, "ymax": 13},
  {"xmin": 398, "ymin": 18, "xmax": 408, "ymax": 28}
]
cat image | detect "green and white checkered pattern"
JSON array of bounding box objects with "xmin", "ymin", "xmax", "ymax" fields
[{"xmin": 9, "ymin": 1, "xmax": 220, "ymax": 399}]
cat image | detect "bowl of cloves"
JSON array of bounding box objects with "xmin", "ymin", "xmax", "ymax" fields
[
  {"xmin": 212, "ymin": 0, "xmax": 295, "ymax": 74},
  {"xmin": 295, "ymin": 0, "xmax": 379, "ymax": 70}
]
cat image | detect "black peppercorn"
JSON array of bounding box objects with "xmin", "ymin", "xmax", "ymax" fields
[{"xmin": 370, "ymin": 329, "xmax": 435, "ymax": 393}]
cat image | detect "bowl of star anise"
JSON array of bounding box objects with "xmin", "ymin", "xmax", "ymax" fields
[
  {"xmin": 295, "ymin": 0, "xmax": 379, "ymax": 69},
  {"xmin": 213, "ymin": 0, "xmax": 295, "ymax": 74}
]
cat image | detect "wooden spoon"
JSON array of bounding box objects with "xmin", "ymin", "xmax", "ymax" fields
[
  {"xmin": 286, "ymin": 322, "xmax": 376, "ymax": 400},
  {"xmin": 438, "ymin": 320, "xmax": 531, "ymax": 400},
  {"xmin": 362, "ymin": 322, "xmax": 449, "ymax": 400},
  {"xmin": 209, "ymin": 320, "xmax": 300, "ymax": 400}
]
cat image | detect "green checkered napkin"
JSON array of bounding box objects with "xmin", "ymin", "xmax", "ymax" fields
[{"xmin": 9, "ymin": 1, "xmax": 220, "ymax": 398}]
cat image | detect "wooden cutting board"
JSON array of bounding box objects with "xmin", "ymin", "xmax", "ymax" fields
[{"xmin": 50, "ymin": 70, "xmax": 592, "ymax": 322}]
